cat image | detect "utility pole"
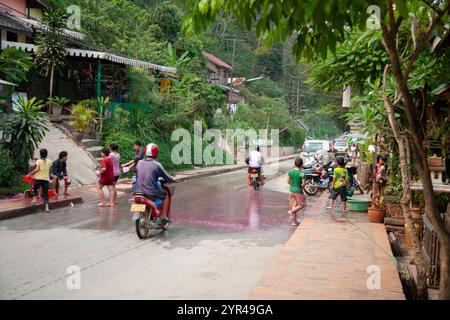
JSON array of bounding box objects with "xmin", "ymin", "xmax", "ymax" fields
[{"xmin": 224, "ymin": 38, "xmax": 246, "ymax": 119}]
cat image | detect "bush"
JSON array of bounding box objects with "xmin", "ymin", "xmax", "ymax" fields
[
  {"xmin": 6, "ymin": 97, "xmax": 48, "ymax": 172},
  {"xmin": 0, "ymin": 146, "xmax": 17, "ymax": 187}
]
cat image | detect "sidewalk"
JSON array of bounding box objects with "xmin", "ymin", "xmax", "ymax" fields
[
  {"xmin": 116, "ymin": 154, "xmax": 297, "ymax": 192},
  {"xmin": 249, "ymin": 194, "xmax": 405, "ymax": 300},
  {"xmin": 0, "ymin": 191, "xmax": 83, "ymax": 221}
]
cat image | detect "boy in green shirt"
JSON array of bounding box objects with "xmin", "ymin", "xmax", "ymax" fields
[
  {"xmin": 287, "ymin": 157, "xmax": 306, "ymax": 226},
  {"xmin": 327, "ymin": 156, "xmax": 350, "ymax": 212}
]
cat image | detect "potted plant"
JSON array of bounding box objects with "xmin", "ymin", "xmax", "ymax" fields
[
  {"xmin": 47, "ymin": 96, "xmax": 69, "ymax": 122},
  {"xmin": 368, "ymin": 194, "xmax": 387, "ymax": 223}
]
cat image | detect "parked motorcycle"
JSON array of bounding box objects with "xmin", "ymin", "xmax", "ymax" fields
[
  {"xmin": 303, "ymin": 160, "xmax": 334, "ymax": 195},
  {"xmin": 130, "ymin": 177, "xmax": 175, "ymax": 239}
]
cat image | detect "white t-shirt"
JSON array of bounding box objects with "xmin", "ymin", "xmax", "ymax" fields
[{"xmin": 249, "ymin": 150, "xmax": 264, "ymax": 168}]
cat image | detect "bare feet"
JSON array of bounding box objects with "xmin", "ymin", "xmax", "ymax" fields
[
  {"xmin": 106, "ymin": 203, "xmax": 114, "ymax": 207},
  {"xmin": 64, "ymin": 192, "xmax": 70, "ymax": 196},
  {"xmin": 326, "ymin": 206, "xmax": 332, "ymax": 209},
  {"xmin": 98, "ymin": 202, "xmax": 106, "ymax": 207}
]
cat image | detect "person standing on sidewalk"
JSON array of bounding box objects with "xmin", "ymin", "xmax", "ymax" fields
[
  {"xmin": 96, "ymin": 148, "xmax": 115, "ymax": 207},
  {"xmin": 121, "ymin": 141, "xmax": 144, "ymax": 192},
  {"xmin": 287, "ymin": 157, "xmax": 306, "ymax": 226},
  {"xmin": 108, "ymin": 143, "xmax": 121, "ymax": 205},
  {"xmin": 27, "ymin": 148, "xmax": 52, "ymax": 212}
]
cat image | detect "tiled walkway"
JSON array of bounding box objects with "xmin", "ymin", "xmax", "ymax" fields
[{"xmin": 250, "ymin": 194, "xmax": 405, "ymax": 300}]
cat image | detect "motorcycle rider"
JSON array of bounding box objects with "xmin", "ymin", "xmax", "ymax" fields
[
  {"xmin": 135, "ymin": 143, "xmax": 174, "ymax": 223},
  {"xmin": 246, "ymin": 145, "xmax": 265, "ymax": 186}
]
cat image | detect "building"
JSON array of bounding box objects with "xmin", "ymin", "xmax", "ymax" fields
[
  {"xmin": 202, "ymin": 51, "xmax": 244, "ymax": 108},
  {"xmin": 0, "ymin": 0, "xmax": 176, "ymax": 109}
]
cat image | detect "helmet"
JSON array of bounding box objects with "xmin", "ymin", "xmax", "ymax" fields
[
  {"xmin": 346, "ymin": 189, "xmax": 354, "ymax": 197},
  {"xmin": 145, "ymin": 143, "xmax": 159, "ymax": 158}
]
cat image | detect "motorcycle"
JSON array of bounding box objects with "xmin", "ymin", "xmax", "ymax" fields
[
  {"xmin": 347, "ymin": 166, "xmax": 364, "ymax": 194},
  {"xmin": 303, "ymin": 160, "xmax": 334, "ymax": 196},
  {"xmin": 130, "ymin": 177, "xmax": 175, "ymax": 239},
  {"xmin": 249, "ymin": 168, "xmax": 261, "ymax": 191}
]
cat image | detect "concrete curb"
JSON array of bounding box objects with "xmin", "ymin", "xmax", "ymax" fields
[
  {"xmin": 116, "ymin": 154, "xmax": 297, "ymax": 193},
  {"xmin": 0, "ymin": 196, "xmax": 83, "ymax": 221}
]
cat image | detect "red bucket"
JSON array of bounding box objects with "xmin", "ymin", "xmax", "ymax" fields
[
  {"xmin": 23, "ymin": 176, "xmax": 33, "ymax": 183},
  {"xmin": 48, "ymin": 189, "xmax": 55, "ymax": 197}
]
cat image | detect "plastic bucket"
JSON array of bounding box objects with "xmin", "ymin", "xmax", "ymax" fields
[
  {"xmin": 48, "ymin": 189, "xmax": 55, "ymax": 197},
  {"xmin": 347, "ymin": 198, "xmax": 369, "ymax": 212},
  {"xmin": 23, "ymin": 176, "xmax": 33, "ymax": 183}
]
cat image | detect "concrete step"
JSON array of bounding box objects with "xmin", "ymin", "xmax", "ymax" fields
[
  {"xmin": 81, "ymin": 138, "xmax": 101, "ymax": 147},
  {"xmin": 86, "ymin": 146, "xmax": 103, "ymax": 158}
]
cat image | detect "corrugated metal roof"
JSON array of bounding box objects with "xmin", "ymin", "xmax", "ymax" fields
[
  {"xmin": 1, "ymin": 41, "xmax": 177, "ymax": 75},
  {"xmin": 0, "ymin": 11, "xmax": 84, "ymax": 41},
  {"xmin": 202, "ymin": 51, "xmax": 232, "ymax": 70}
]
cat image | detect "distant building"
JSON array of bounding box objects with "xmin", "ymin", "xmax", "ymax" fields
[{"xmin": 202, "ymin": 51, "xmax": 244, "ymax": 107}]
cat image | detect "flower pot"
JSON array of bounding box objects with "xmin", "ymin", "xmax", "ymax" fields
[
  {"xmin": 49, "ymin": 105, "xmax": 63, "ymax": 122},
  {"xmin": 368, "ymin": 207, "xmax": 386, "ymax": 223}
]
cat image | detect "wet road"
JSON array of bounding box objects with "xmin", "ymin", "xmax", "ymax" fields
[{"xmin": 0, "ymin": 160, "xmax": 300, "ymax": 299}]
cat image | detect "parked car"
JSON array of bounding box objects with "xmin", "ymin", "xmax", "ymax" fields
[
  {"xmin": 333, "ymin": 140, "xmax": 349, "ymax": 155},
  {"xmin": 301, "ymin": 140, "xmax": 332, "ymax": 164}
]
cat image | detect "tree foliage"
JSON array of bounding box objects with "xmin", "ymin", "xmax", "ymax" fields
[{"xmin": 0, "ymin": 48, "xmax": 34, "ymax": 84}]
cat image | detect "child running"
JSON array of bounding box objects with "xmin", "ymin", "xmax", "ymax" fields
[
  {"xmin": 287, "ymin": 157, "xmax": 306, "ymax": 226},
  {"xmin": 327, "ymin": 156, "xmax": 349, "ymax": 212}
]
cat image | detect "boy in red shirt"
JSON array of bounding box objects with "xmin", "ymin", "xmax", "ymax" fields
[{"xmin": 96, "ymin": 148, "xmax": 115, "ymax": 207}]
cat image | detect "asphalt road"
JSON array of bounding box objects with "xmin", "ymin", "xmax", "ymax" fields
[{"xmin": 0, "ymin": 159, "xmax": 304, "ymax": 299}]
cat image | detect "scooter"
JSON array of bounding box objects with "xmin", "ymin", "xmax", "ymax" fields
[{"xmin": 130, "ymin": 177, "xmax": 175, "ymax": 239}]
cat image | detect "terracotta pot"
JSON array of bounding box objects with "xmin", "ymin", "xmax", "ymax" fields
[{"xmin": 368, "ymin": 207, "xmax": 386, "ymax": 223}]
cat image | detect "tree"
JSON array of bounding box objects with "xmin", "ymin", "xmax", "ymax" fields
[
  {"xmin": 185, "ymin": 0, "xmax": 450, "ymax": 299},
  {"xmin": 35, "ymin": 9, "xmax": 67, "ymax": 116},
  {"xmin": 0, "ymin": 47, "xmax": 34, "ymax": 84}
]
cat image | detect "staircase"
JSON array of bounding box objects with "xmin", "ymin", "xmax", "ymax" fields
[{"xmin": 56, "ymin": 119, "xmax": 104, "ymax": 167}]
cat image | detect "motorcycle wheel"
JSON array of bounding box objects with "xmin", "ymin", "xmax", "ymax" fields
[
  {"xmin": 135, "ymin": 211, "xmax": 150, "ymax": 239},
  {"xmin": 304, "ymin": 180, "xmax": 319, "ymax": 195},
  {"xmin": 253, "ymin": 177, "xmax": 259, "ymax": 191}
]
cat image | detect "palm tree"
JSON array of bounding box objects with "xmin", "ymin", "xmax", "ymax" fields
[{"xmin": 35, "ymin": 9, "xmax": 67, "ymax": 119}]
